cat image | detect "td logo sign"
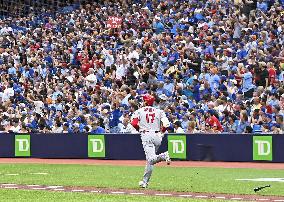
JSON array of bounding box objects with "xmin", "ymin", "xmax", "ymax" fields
[
  {"xmin": 168, "ymin": 135, "xmax": 187, "ymax": 159},
  {"xmin": 88, "ymin": 135, "xmax": 105, "ymax": 158},
  {"xmin": 15, "ymin": 135, "xmax": 30, "ymax": 157},
  {"xmin": 253, "ymin": 136, "xmax": 272, "ymax": 161}
]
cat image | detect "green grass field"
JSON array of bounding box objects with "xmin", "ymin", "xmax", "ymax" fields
[
  {"xmin": 0, "ymin": 163, "xmax": 283, "ymax": 201},
  {"xmin": 0, "ymin": 189, "xmax": 228, "ymax": 202}
]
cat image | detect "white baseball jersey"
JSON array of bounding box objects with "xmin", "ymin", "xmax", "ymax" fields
[{"xmin": 131, "ymin": 106, "xmax": 168, "ymax": 132}]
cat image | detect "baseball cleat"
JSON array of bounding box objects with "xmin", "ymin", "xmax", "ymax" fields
[
  {"xmin": 139, "ymin": 181, "xmax": 148, "ymax": 188},
  {"xmin": 165, "ymin": 151, "xmax": 171, "ymax": 165}
]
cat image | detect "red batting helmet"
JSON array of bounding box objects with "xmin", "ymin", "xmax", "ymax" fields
[{"xmin": 142, "ymin": 94, "xmax": 155, "ymax": 106}]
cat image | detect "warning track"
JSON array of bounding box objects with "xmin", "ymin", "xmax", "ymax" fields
[{"xmin": 0, "ymin": 158, "xmax": 284, "ymax": 170}]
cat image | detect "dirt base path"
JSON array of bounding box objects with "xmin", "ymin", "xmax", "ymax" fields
[
  {"xmin": 0, "ymin": 183, "xmax": 284, "ymax": 201},
  {"xmin": 0, "ymin": 158, "xmax": 284, "ymax": 169}
]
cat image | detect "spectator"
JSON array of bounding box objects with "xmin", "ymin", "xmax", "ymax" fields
[
  {"xmin": 234, "ymin": 111, "xmax": 250, "ymax": 133},
  {"xmin": 91, "ymin": 121, "xmax": 105, "ymax": 134},
  {"xmin": 0, "ymin": 0, "xmax": 283, "ymax": 135},
  {"xmin": 173, "ymin": 121, "xmax": 185, "ymax": 133},
  {"xmin": 205, "ymin": 110, "xmax": 223, "ymax": 132},
  {"xmin": 153, "ymin": 17, "xmax": 165, "ymax": 35},
  {"xmin": 237, "ymin": 65, "xmax": 255, "ymax": 98},
  {"xmin": 187, "ymin": 121, "xmax": 199, "ymax": 134},
  {"xmin": 9, "ymin": 118, "xmax": 21, "ymax": 133},
  {"xmin": 117, "ymin": 117, "xmax": 137, "ymax": 133},
  {"xmin": 52, "ymin": 121, "xmax": 63, "ymax": 133}
]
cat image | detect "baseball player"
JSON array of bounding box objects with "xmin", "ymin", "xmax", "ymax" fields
[{"xmin": 131, "ymin": 94, "xmax": 171, "ymax": 188}]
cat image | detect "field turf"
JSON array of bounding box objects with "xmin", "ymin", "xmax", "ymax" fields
[
  {"xmin": 0, "ymin": 163, "xmax": 283, "ymax": 201},
  {"xmin": 0, "ymin": 189, "xmax": 229, "ymax": 202}
]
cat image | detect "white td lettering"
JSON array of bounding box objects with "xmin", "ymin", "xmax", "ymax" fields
[
  {"xmin": 170, "ymin": 140, "xmax": 184, "ymax": 154},
  {"xmin": 16, "ymin": 139, "xmax": 29, "ymax": 151},
  {"xmin": 90, "ymin": 139, "xmax": 104, "ymax": 153},
  {"xmin": 255, "ymin": 140, "xmax": 271, "ymax": 155}
]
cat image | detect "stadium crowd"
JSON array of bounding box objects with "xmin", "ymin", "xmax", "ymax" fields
[{"xmin": 0, "ymin": 0, "xmax": 283, "ymax": 134}]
